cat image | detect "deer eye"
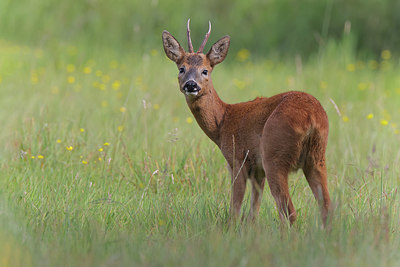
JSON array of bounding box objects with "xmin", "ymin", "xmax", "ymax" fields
[
  {"xmin": 202, "ymin": 69, "xmax": 208, "ymax": 76},
  {"xmin": 179, "ymin": 67, "xmax": 185, "ymax": 74}
]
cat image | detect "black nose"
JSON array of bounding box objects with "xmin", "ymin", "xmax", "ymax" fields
[{"xmin": 183, "ymin": 80, "xmax": 200, "ymax": 92}]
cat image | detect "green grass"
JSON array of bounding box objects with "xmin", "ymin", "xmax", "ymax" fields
[{"xmin": 0, "ymin": 36, "xmax": 399, "ymax": 266}]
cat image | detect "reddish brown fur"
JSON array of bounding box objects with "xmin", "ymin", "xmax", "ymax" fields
[{"xmin": 162, "ymin": 24, "xmax": 331, "ymax": 225}]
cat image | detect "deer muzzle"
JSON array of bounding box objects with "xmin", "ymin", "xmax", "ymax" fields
[{"xmin": 183, "ymin": 80, "xmax": 200, "ymax": 96}]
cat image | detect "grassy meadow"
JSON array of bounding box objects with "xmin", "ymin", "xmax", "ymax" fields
[{"xmin": 1, "ymin": 9, "xmax": 400, "ymax": 266}]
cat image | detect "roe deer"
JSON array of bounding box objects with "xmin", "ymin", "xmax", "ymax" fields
[{"xmin": 162, "ymin": 20, "xmax": 331, "ymax": 225}]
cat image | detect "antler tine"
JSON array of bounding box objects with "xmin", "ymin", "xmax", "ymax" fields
[
  {"xmin": 197, "ymin": 21, "xmax": 211, "ymax": 53},
  {"xmin": 187, "ymin": 18, "xmax": 194, "ymax": 53}
]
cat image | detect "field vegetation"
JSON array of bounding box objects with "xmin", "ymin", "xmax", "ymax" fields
[{"xmin": 0, "ymin": 0, "xmax": 399, "ymax": 266}]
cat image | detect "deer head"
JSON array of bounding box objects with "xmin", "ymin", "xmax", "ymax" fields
[{"xmin": 162, "ymin": 19, "xmax": 230, "ymax": 99}]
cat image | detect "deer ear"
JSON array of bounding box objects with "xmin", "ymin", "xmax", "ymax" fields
[
  {"xmin": 207, "ymin": 35, "xmax": 230, "ymax": 67},
  {"xmin": 162, "ymin": 31, "xmax": 185, "ymax": 64}
]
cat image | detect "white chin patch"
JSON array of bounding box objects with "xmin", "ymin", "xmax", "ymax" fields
[{"xmin": 185, "ymin": 91, "xmax": 198, "ymax": 96}]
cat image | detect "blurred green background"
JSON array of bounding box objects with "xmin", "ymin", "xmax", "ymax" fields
[{"xmin": 1, "ymin": 0, "xmax": 399, "ymax": 58}]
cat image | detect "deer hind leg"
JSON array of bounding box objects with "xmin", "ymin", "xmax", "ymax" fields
[
  {"xmin": 261, "ymin": 116, "xmax": 301, "ymax": 225},
  {"xmin": 263, "ymin": 167, "xmax": 296, "ymax": 225},
  {"xmin": 303, "ymin": 158, "xmax": 331, "ymax": 226},
  {"xmin": 250, "ymin": 177, "xmax": 266, "ymax": 221}
]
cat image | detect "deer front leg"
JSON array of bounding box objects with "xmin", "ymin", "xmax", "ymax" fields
[{"xmin": 228, "ymin": 164, "xmax": 247, "ymax": 220}]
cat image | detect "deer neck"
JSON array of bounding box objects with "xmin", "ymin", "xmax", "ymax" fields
[{"xmin": 185, "ymin": 84, "xmax": 227, "ymax": 146}]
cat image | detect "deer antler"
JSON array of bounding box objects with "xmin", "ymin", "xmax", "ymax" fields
[
  {"xmin": 187, "ymin": 19, "xmax": 194, "ymax": 53},
  {"xmin": 198, "ymin": 21, "xmax": 211, "ymax": 53}
]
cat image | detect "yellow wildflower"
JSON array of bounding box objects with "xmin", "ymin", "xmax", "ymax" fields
[
  {"xmin": 66, "ymin": 64, "xmax": 75, "ymax": 73},
  {"xmin": 74, "ymin": 84, "xmax": 82, "ymax": 92},
  {"xmin": 109, "ymin": 60, "xmax": 118, "ymax": 69},
  {"xmin": 358, "ymin": 82, "xmax": 368, "ymax": 91},
  {"xmin": 37, "ymin": 155, "xmax": 44, "ymax": 159},
  {"xmin": 342, "ymin": 116, "xmax": 349, "ymax": 122},
  {"xmin": 380, "ymin": 119, "xmax": 389, "ymax": 126},
  {"xmin": 381, "ymin": 50, "xmax": 391, "ymax": 60},
  {"xmin": 186, "ymin": 117, "xmax": 193, "ymax": 124},
  {"xmin": 151, "ymin": 49, "xmax": 158, "ymax": 56},
  {"xmin": 66, "ymin": 146, "xmax": 73, "ymax": 151},
  {"xmin": 98, "ymin": 148, "xmax": 103, "ymax": 152},
  {"xmin": 135, "ymin": 76, "xmax": 143, "ymax": 86},
  {"xmin": 86, "ymin": 59, "xmax": 96, "ymax": 66},
  {"xmin": 80, "ymin": 128, "xmax": 85, "ymax": 133},
  {"xmin": 51, "ymin": 87, "xmax": 59, "ymax": 94},
  {"xmin": 67, "ymin": 76, "xmax": 75, "ymax": 84},
  {"xmin": 82, "ymin": 160, "xmax": 88, "ymax": 165},
  {"xmin": 83, "ymin": 67, "xmax": 92, "ymax": 74},
  {"xmin": 112, "ymin": 80, "xmax": 121, "ymax": 90},
  {"xmin": 234, "ymin": 79, "xmax": 246, "ymax": 89},
  {"xmin": 101, "ymin": 75, "xmax": 110, "ymax": 83},
  {"xmin": 31, "ymin": 72, "xmax": 38, "ymax": 84},
  {"xmin": 119, "ymin": 107, "xmax": 127, "ymax": 113},
  {"xmin": 382, "ymin": 110, "xmax": 391, "ymax": 121},
  {"xmin": 101, "ymin": 100, "xmax": 108, "ymax": 107},
  {"xmin": 236, "ymin": 49, "xmax": 250, "ymax": 62},
  {"xmin": 103, "ymin": 142, "xmax": 110, "ymax": 146},
  {"xmin": 368, "ymin": 60, "xmax": 378, "ymax": 70},
  {"xmin": 117, "ymin": 125, "xmax": 124, "ymax": 132},
  {"xmin": 367, "ymin": 113, "xmax": 374, "ymax": 119},
  {"xmin": 346, "ymin": 64, "xmax": 355, "ymax": 72},
  {"xmin": 356, "ymin": 61, "xmax": 365, "ymax": 70},
  {"xmin": 56, "ymin": 139, "xmax": 62, "ymax": 143}
]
